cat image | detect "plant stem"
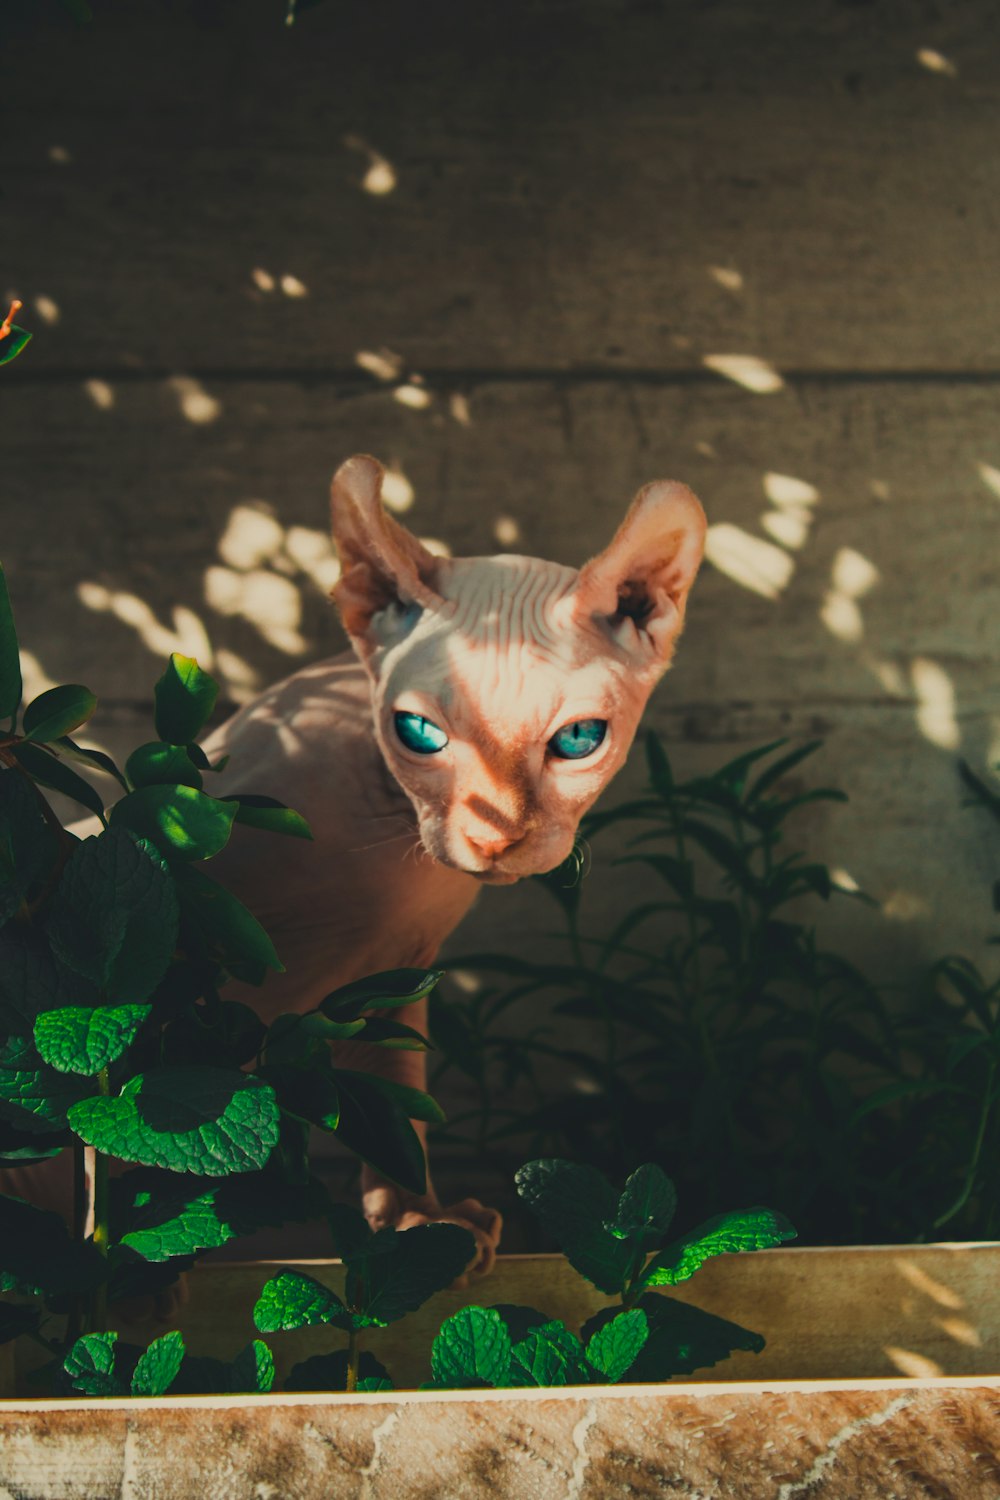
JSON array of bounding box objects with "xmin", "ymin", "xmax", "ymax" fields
[
  {"xmin": 933, "ymin": 1062, "xmax": 996, "ymax": 1231},
  {"xmin": 89, "ymin": 1068, "xmax": 112, "ymax": 1332},
  {"xmin": 346, "ymin": 1328, "xmax": 360, "ymax": 1392},
  {"xmin": 66, "ymin": 1141, "xmax": 89, "ymax": 1345}
]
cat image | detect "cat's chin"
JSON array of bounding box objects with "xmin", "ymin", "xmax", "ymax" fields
[{"xmin": 471, "ymin": 869, "xmax": 522, "ymax": 886}]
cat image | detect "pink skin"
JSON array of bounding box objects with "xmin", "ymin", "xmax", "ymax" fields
[{"xmin": 0, "ymin": 456, "xmax": 705, "ymax": 1284}]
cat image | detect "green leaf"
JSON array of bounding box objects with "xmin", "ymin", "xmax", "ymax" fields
[
  {"xmin": 0, "ymin": 767, "xmax": 58, "ymax": 925},
  {"xmin": 357, "ymin": 1375, "xmax": 394, "ymax": 1392},
  {"xmin": 63, "ymin": 1333, "xmax": 124, "ymax": 1397},
  {"xmin": 0, "ymin": 1194, "xmax": 106, "ymax": 1294},
  {"xmin": 330, "ymin": 1070, "xmax": 427, "ymax": 1194},
  {"xmin": 224, "ymin": 795, "xmax": 312, "ymax": 841},
  {"xmin": 354, "ymin": 1016, "xmax": 431, "ymax": 1050},
  {"xmin": 644, "ymin": 731, "xmax": 674, "ymax": 796},
  {"xmin": 320, "ymin": 968, "xmax": 444, "ymax": 1021},
  {"xmin": 153, "ymin": 655, "xmax": 218, "ymax": 745},
  {"xmin": 642, "ymin": 1207, "xmax": 797, "ymax": 1289},
  {"xmin": 111, "ymin": 783, "xmax": 236, "ymax": 862},
  {"xmin": 430, "ymin": 1306, "xmax": 512, "ymax": 1388},
  {"xmin": 263, "ymin": 1012, "xmax": 364, "ymax": 1067},
  {"xmin": 0, "ymin": 926, "xmax": 83, "ymax": 1034},
  {"xmin": 131, "ymin": 1331, "xmax": 185, "ymax": 1396},
  {"xmin": 231, "ymin": 1339, "xmax": 275, "ymax": 1394},
  {"xmin": 605, "ymin": 1164, "xmax": 677, "ymax": 1243},
  {"xmin": 126, "ymin": 742, "xmax": 203, "ymax": 791},
  {"xmin": 0, "ymin": 1033, "xmax": 91, "ymax": 1133},
  {"xmin": 173, "ymin": 863, "xmax": 283, "ymax": 975},
  {"xmin": 253, "ymin": 1269, "xmax": 348, "ymax": 1333},
  {"xmin": 56, "ymin": 736, "xmax": 129, "ymax": 792},
  {"xmin": 509, "ymin": 1320, "xmax": 588, "ymax": 1387},
  {"xmin": 515, "ymin": 1159, "xmax": 633, "ymax": 1295},
  {"xmin": 346, "ymin": 1222, "xmax": 476, "ymax": 1326},
  {"xmin": 0, "ymin": 1301, "xmax": 40, "ymax": 1347},
  {"xmin": 585, "ymin": 1309, "xmax": 648, "ymax": 1382},
  {"xmin": 0, "ymin": 561, "xmax": 21, "ymax": 722},
  {"xmin": 68, "ymin": 1067, "xmax": 281, "ymax": 1176},
  {"xmin": 327, "ymin": 1202, "xmax": 373, "ymax": 1260},
  {"xmin": 746, "ymin": 740, "xmax": 823, "ymax": 803},
  {"xmin": 286, "ymin": 1350, "xmax": 390, "ymax": 1392},
  {"xmin": 22, "ymin": 685, "xmax": 97, "ymax": 743},
  {"xmin": 625, "ymin": 1294, "xmax": 765, "ymax": 1380},
  {"xmin": 11, "ymin": 741, "xmax": 107, "ymax": 821},
  {"xmin": 334, "ymin": 1068, "xmax": 445, "ymax": 1125},
  {"xmin": 47, "ymin": 828, "xmax": 179, "ymax": 1002},
  {"xmin": 0, "ymin": 326, "xmax": 31, "ymax": 368},
  {"xmin": 34, "ymin": 1003, "xmax": 151, "ymax": 1075},
  {"xmin": 264, "ymin": 1063, "xmax": 341, "ymax": 1131}
]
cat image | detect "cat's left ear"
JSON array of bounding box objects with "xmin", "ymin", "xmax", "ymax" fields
[{"xmin": 570, "ymin": 481, "xmax": 706, "ymax": 669}]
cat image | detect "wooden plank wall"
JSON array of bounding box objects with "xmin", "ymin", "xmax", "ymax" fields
[{"xmin": 2, "ymin": 0, "xmax": 998, "ymax": 1022}]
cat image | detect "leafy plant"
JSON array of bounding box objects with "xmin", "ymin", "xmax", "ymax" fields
[
  {"xmin": 425, "ymin": 1160, "xmax": 794, "ymax": 1388},
  {"xmin": 0, "ymin": 558, "xmax": 449, "ymax": 1387},
  {"xmin": 0, "ymin": 301, "xmax": 31, "ymax": 368}
]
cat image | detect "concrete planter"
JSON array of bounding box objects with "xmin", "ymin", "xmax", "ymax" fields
[{"xmin": 3, "ymin": 1245, "xmax": 1000, "ymax": 1497}]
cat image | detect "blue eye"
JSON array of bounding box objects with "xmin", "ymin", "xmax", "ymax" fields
[
  {"xmin": 549, "ymin": 719, "xmax": 607, "ymax": 760},
  {"xmin": 394, "ymin": 711, "xmax": 449, "ymax": 755}
]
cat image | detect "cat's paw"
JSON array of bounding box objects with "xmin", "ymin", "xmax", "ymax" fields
[{"xmin": 363, "ymin": 1186, "xmax": 503, "ymax": 1281}]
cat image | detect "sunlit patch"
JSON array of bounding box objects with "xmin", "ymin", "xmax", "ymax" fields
[
  {"xmin": 830, "ymin": 867, "xmax": 861, "ymax": 894},
  {"xmin": 493, "ymin": 515, "xmax": 521, "ymax": 547},
  {"xmin": 18, "ymin": 649, "xmax": 59, "ymax": 702},
  {"xmin": 832, "ymin": 547, "xmax": 880, "ymax": 598},
  {"xmin": 217, "ymin": 504, "xmax": 285, "ymax": 571},
  {"xmin": 449, "ymin": 969, "xmax": 481, "ymax": 995},
  {"xmin": 34, "ymin": 295, "xmax": 60, "ymax": 326},
  {"xmin": 820, "ymin": 547, "xmax": 880, "ymax": 644},
  {"xmin": 704, "ymin": 524, "xmax": 794, "ymax": 600},
  {"xmin": 703, "ymin": 354, "xmax": 785, "ymax": 394},
  {"xmin": 862, "ymin": 652, "xmax": 907, "ymax": 696},
  {"xmin": 761, "ymin": 509, "xmax": 812, "ymax": 550},
  {"xmin": 83, "ymin": 378, "xmax": 115, "ymax": 410},
  {"xmin": 912, "ymin": 657, "xmax": 960, "ymax": 749},
  {"xmin": 251, "ymin": 268, "xmax": 276, "ymax": 292},
  {"xmin": 820, "ymin": 592, "xmax": 863, "ymax": 643},
  {"xmin": 284, "ymin": 526, "xmax": 341, "ymax": 591},
  {"xmin": 882, "ymin": 889, "xmax": 930, "ymax": 921},
  {"xmin": 381, "ymin": 464, "xmax": 416, "ymax": 514},
  {"xmin": 707, "ymin": 265, "xmax": 744, "ymax": 293},
  {"xmin": 172, "ymin": 605, "xmax": 213, "ymax": 661},
  {"xmin": 933, "ymin": 1316, "xmax": 981, "ymax": 1347},
  {"xmin": 168, "ymin": 376, "xmax": 221, "ymax": 425},
  {"xmin": 214, "ymin": 649, "xmax": 261, "ymax": 704},
  {"xmin": 573, "ymin": 1076, "xmax": 602, "ymax": 1096},
  {"xmin": 977, "ymin": 462, "xmax": 1000, "ymax": 500},
  {"xmin": 203, "ymin": 566, "xmax": 244, "ymax": 616},
  {"xmin": 77, "ymin": 582, "xmax": 214, "ymax": 661},
  {"xmin": 280, "ymin": 274, "xmax": 308, "ymax": 299},
  {"xmin": 763, "ymin": 473, "xmax": 819, "ymax": 508},
  {"xmin": 883, "ymin": 1346, "xmax": 943, "ymax": 1379},
  {"xmin": 894, "ymin": 1259, "xmax": 964, "ymax": 1309},
  {"xmin": 449, "ymin": 393, "xmax": 472, "ymax": 426},
  {"xmin": 344, "ymin": 133, "xmax": 398, "ymax": 196},
  {"xmin": 695, "ymin": 441, "xmax": 717, "ymax": 459},
  {"xmin": 356, "ymin": 348, "xmax": 404, "ymax": 382},
  {"xmin": 231, "ymin": 570, "xmax": 306, "ymax": 654},
  {"xmin": 419, "ymin": 537, "xmax": 452, "ymax": 559},
  {"xmin": 870, "ymin": 479, "xmax": 891, "ymax": 502},
  {"xmin": 917, "ymin": 47, "xmax": 957, "ymax": 76},
  {"xmin": 394, "ymin": 383, "xmax": 432, "ymax": 410},
  {"xmin": 48, "ymin": 146, "xmax": 72, "ymax": 165}
]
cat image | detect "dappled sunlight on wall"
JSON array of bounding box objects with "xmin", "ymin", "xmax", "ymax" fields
[
  {"xmin": 168, "ymin": 376, "xmax": 221, "ymax": 426},
  {"xmin": 703, "ymin": 353, "xmax": 785, "ymax": 394},
  {"xmin": 911, "ymin": 657, "xmax": 961, "ymax": 751},
  {"xmin": 704, "ymin": 524, "xmax": 794, "ymax": 601},
  {"xmin": 83, "ymin": 378, "xmax": 114, "ymax": 411},
  {"xmin": 344, "ymin": 133, "xmax": 398, "ymax": 196}
]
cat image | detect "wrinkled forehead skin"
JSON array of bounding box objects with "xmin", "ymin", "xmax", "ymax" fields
[{"xmin": 369, "ymin": 553, "xmax": 649, "ymax": 748}]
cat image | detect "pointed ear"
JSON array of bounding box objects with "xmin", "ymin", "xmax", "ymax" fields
[
  {"xmin": 571, "ymin": 480, "xmax": 706, "ymax": 668},
  {"xmin": 330, "ymin": 455, "xmax": 442, "ymax": 646}
]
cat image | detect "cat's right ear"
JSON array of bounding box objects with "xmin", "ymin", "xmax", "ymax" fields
[{"xmin": 330, "ymin": 455, "xmax": 442, "ymax": 656}]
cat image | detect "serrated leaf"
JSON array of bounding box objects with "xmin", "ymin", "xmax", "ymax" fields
[
  {"xmin": 0, "ymin": 326, "xmax": 31, "ymax": 368},
  {"xmin": 231, "ymin": 1339, "xmax": 275, "ymax": 1393},
  {"xmin": 510, "ymin": 1320, "xmax": 587, "ymax": 1387},
  {"xmin": 174, "ymin": 863, "xmax": 282, "ymax": 974},
  {"xmin": 34, "ymin": 1003, "xmax": 151, "ymax": 1075},
  {"xmin": 515, "ymin": 1159, "xmax": 633, "ymax": 1295},
  {"xmin": 11, "ymin": 740, "xmax": 108, "ymax": 821},
  {"xmin": 0, "ymin": 1033, "xmax": 91, "ymax": 1133},
  {"xmin": 253, "ymin": 1269, "xmax": 348, "ymax": 1332},
  {"xmin": 320, "ymin": 968, "xmax": 444, "ymax": 1021},
  {"xmin": 63, "ymin": 1333, "xmax": 124, "ymax": 1396},
  {"xmin": 126, "ymin": 742, "xmax": 203, "ymax": 791},
  {"xmin": 224, "ymin": 794, "xmax": 312, "ymax": 841},
  {"xmin": 110, "ymin": 783, "xmax": 236, "ymax": 862},
  {"xmin": 430, "ymin": 1306, "xmax": 512, "ymax": 1388},
  {"xmin": 0, "ymin": 561, "xmax": 21, "ymax": 722},
  {"xmin": 113, "ymin": 1165, "xmax": 326, "ymax": 1261},
  {"xmin": 605, "ymin": 1164, "xmax": 677, "ymax": 1243},
  {"xmin": 22, "ymin": 685, "xmax": 97, "ymax": 743},
  {"xmin": 286, "ymin": 1350, "xmax": 390, "ymax": 1392},
  {"xmin": 346, "ymin": 1222, "xmax": 476, "ymax": 1326},
  {"xmin": 0, "ymin": 926, "xmax": 84, "ymax": 1034},
  {"xmin": 153, "ymin": 656, "xmax": 218, "ymax": 745},
  {"xmin": 585, "ymin": 1308, "xmax": 648, "ymax": 1382},
  {"xmin": 641, "ymin": 1208, "xmax": 797, "ymax": 1288},
  {"xmin": 131, "ymin": 1331, "xmax": 185, "ymax": 1396},
  {"xmin": 47, "ymin": 828, "xmax": 179, "ymax": 1001},
  {"xmin": 67, "ymin": 1067, "xmax": 280, "ymax": 1176},
  {"xmin": 626, "ymin": 1294, "xmax": 765, "ymax": 1380},
  {"xmin": 330, "ymin": 1070, "xmax": 427, "ymax": 1194}
]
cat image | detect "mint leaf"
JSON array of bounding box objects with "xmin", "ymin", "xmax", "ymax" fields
[
  {"xmin": 67, "ymin": 1067, "xmax": 280, "ymax": 1176},
  {"xmin": 63, "ymin": 1333, "xmax": 124, "ymax": 1397},
  {"xmin": 346, "ymin": 1222, "xmax": 475, "ymax": 1326},
  {"xmin": 0, "ymin": 1194, "xmax": 106, "ymax": 1293},
  {"xmin": 175, "ymin": 864, "xmax": 282, "ymax": 974},
  {"xmin": 0, "ymin": 927, "xmax": 83, "ymax": 1034},
  {"xmin": 515, "ymin": 1159, "xmax": 633, "ymax": 1295},
  {"xmin": 0, "ymin": 561, "xmax": 20, "ymax": 723},
  {"xmin": 224, "ymin": 795, "xmax": 312, "ymax": 841},
  {"xmin": 0, "ymin": 1034, "xmax": 90, "ymax": 1132},
  {"xmin": 320, "ymin": 968, "xmax": 444, "ymax": 1021},
  {"xmin": 605, "ymin": 1164, "xmax": 677, "ymax": 1243},
  {"xmin": 110, "ymin": 784, "xmax": 236, "ymax": 861},
  {"xmin": 115, "ymin": 1173, "xmax": 249, "ymax": 1261},
  {"xmin": 153, "ymin": 655, "xmax": 218, "ymax": 744},
  {"xmin": 253, "ymin": 1269, "xmax": 349, "ymax": 1332},
  {"xmin": 642, "ymin": 1208, "xmax": 797, "ymax": 1288},
  {"xmin": 22, "ymin": 685, "xmax": 97, "ymax": 743},
  {"xmin": 625, "ymin": 1294, "xmax": 765, "ymax": 1380},
  {"xmin": 231, "ymin": 1339, "xmax": 275, "ymax": 1394},
  {"xmin": 131, "ymin": 1331, "xmax": 185, "ymax": 1396},
  {"xmin": 585, "ymin": 1308, "xmax": 648, "ymax": 1382},
  {"xmin": 510, "ymin": 1320, "xmax": 588, "ymax": 1387},
  {"xmin": 34, "ymin": 1003, "xmax": 151, "ymax": 1075},
  {"xmin": 126, "ymin": 742, "xmax": 203, "ymax": 791},
  {"xmin": 431, "ymin": 1306, "xmax": 512, "ymax": 1388}
]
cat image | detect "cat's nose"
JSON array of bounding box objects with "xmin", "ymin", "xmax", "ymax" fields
[{"xmin": 466, "ymin": 833, "xmax": 518, "ymax": 860}]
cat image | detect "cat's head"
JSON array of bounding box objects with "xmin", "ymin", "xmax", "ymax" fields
[{"xmin": 330, "ymin": 455, "xmax": 705, "ymax": 885}]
